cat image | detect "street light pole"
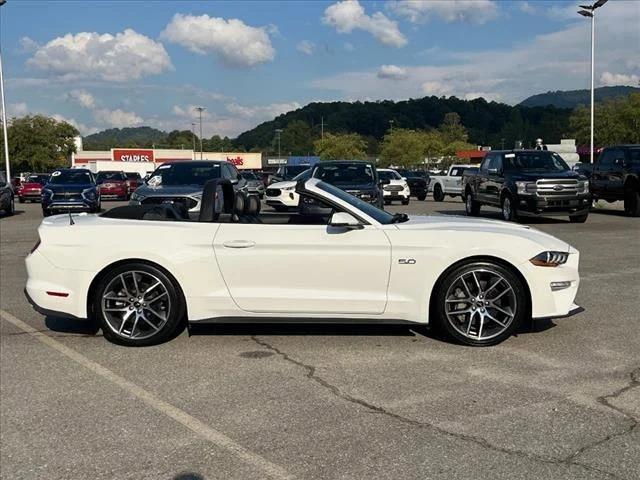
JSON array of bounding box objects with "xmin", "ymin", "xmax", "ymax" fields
[
  {"xmin": 194, "ymin": 107, "xmax": 205, "ymax": 160},
  {"xmin": 0, "ymin": 0, "xmax": 11, "ymax": 180},
  {"xmin": 275, "ymin": 129, "xmax": 283, "ymax": 158},
  {"xmin": 191, "ymin": 122, "xmax": 196, "ymax": 157},
  {"xmin": 578, "ymin": 0, "xmax": 608, "ymax": 164}
]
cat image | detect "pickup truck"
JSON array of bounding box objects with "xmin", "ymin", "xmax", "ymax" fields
[
  {"xmin": 463, "ymin": 150, "xmax": 591, "ymax": 223},
  {"xmin": 575, "ymin": 145, "xmax": 640, "ymax": 216},
  {"xmin": 429, "ymin": 164, "xmax": 474, "ymax": 201}
]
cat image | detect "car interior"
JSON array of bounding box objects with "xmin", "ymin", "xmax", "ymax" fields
[{"xmin": 102, "ymin": 179, "xmax": 336, "ymax": 226}]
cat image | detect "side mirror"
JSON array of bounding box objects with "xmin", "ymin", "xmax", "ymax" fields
[
  {"xmin": 230, "ymin": 178, "xmax": 239, "ymax": 185},
  {"xmin": 329, "ymin": 212, "xmax": 363, "ymax": 230}
]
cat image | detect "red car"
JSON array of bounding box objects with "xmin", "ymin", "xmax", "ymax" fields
[
  {"xmin": 96, "ymin": 171, "xmax": 129, "ymax": 200},
  {"xmin": 18, "ymin": 173, "xmax": 49, "ymax": 203},
  {"xmin": 125, "ymin": 172, "xmax": 142, "ymax": 193}
]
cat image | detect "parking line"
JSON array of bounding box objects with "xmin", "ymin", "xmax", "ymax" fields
[{"xmin": 0, "ymin": 309, "xmax": 295, "ymax": 480}]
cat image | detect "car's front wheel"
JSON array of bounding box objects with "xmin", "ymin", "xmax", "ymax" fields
[
  {"xmin": 417, "ymin": 194, "xmax": 426, "ymax": 201},
  {"xmin": 433, "ymin": 261, "xmax": 526, "ymax": 346},
  {"xmin": 501, "ymin": 195, "xmax": 518, "ymax": 222},
  {"xmin": 433, "ymin": 184, "xmax": 444, "ymax": 202},
  {"xmin": 465, "ymin": 191, "xmax": 481, "ymax": 216},
  {"xmin": 93, "ymin": 263, "xmax": 185, "ymax": 346}
]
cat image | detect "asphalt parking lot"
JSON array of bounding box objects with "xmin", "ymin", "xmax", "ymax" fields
[{"xmin": 1, "ymin": 198, "xmax": 639, "ymax": 480}]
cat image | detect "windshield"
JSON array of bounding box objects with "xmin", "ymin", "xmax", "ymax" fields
[
  {"xmin": 281, "ymin": 166, "xmax": 308, "ymax": 180},
  {"xmin": 27, "ymin": 174, "xmax": 49, "ymax": 185},
  {"xmin": 316, "ymin": 181, "xmax": 396, "ymax": 224},
  {"xmin": 293, "ymin": 169, "xmax": 312, "ymax": 181},
  {"xmin": 313, "ymin": 163, "xmax": 376, "ymax": 185},
  {"xmin": 378, "ymin": 170, "xmax": 401, "ymax": 181},
  {"xmin": 241, "ymin": 171, "xmax": 258, "ymax": 180},
  {"xmin": 505, "ymin": 152, "xmax": 570, "ymax": 172},
  {"xmin": 96, "ymin": 171, "xmax": 126, "ymax": 182},
  {"xmin": 148, "ymin": 163, "xmax": 221, "ymax": 186},
  {"xmin": 48, "ymin": 170, "xmax": 94, "ymax": 185}
]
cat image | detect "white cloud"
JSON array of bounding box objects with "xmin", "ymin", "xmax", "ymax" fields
[
  {"xmin": 93, "ymin": 108, "xmax": 143, "ymax": 127},
  {"xmin": 161, "ymin": 13, "xmax": 275, "ymax": 67},
  {"xmin": 27, "ymin": 29, "xmax": 172, "ymax": 82},
  {"xmin": 599, "ymin": 71, "xmax": 640, "ymax": 87},
  {"xmin": 297, "ymin": 40, "xmax": 316, "ymax": 55},
  {"xmin": 51, "ymin": 114, "xmax": 98, "ymax": 135},
  {"xmin": 519, "ymin": 2, "xmax": 536, "ymax": 15},
  {"xmin": 225, "ymin": 101, "xmax": 301, "ymax": 119},
  {"xmin": 19, "ymin": 36, "xmax": 39, "ymax": 53},
  {"xmin": 7, "ymin": 102, "xmax": 29, "ymax": 117},
  {"xmin": 389, "ymin": 0, "xmax": 499, "ymax": 24},
  {"xmin": 67, "ymin": 89, "xmax": 95, "ymax": 109},
  {"xmin": 377, "ymin": 64, "xmax": 408, "ymax": 80},
  {"xmin": 323, "ymin": 0, "xmax": 407, "ymax": 48},
  {"xmin": 312, "ymin": 0, "xmax": 640, "ymax": 104}
]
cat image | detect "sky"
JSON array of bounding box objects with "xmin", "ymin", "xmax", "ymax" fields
[{"xmin": 1, "ymin": 0, "xmax": 639, "ymax": 138}]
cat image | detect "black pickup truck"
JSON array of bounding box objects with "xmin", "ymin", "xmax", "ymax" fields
[
  {"xmin": 575, "ymin": 145, "xmax": 640, "ymax": 216},
  {"xmin": 463, "ymin": 150, "xmax": 591, "ymax": 223}
]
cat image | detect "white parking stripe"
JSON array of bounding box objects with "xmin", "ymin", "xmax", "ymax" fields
[{"xmin": 0, "ymin": 309, "xmax": 295, "ymax": 480}]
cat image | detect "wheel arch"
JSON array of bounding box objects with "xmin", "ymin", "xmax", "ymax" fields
[
  {"xmin": 428, "ymin": 255, "xmax": 532, "ymax": 324},
  {"xmin": 86, "ymin": 258, "xmax": 188, "ymax": 321}
]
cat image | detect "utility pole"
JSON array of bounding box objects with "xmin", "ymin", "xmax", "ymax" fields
[
  {"xmin": 320, "ymin": 116, "xmax": 325, "ymax": 149},
  {"xmin": 0, "ymin": 0, "xmax": 11, "ymax": 180},
  {"xmin": 191, "ymin": 122, "xmax": 196, "ymax": 158},
  {"xmin": 275, "ymin": 129, "xmax": 283, "ymax": 158},
  {"xmin": 194, "ymin": 107, "xmax": 205, "ymax": 160},
  {"xmin": 578, "ymin": 0, "xmax": 608, "ymax": 163},
  {"xmin": 389, "ymin": 119, "xmax": 395, "ymax": 133}
]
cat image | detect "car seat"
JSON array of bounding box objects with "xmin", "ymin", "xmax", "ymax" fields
[{"xmin": 199, "ymin": 179, "xmax": 234, "ymax": 222}]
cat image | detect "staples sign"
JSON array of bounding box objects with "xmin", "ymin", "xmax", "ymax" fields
[{"xmin": 113, "ymin": 149, "xmax": 155, "ymax": 163}]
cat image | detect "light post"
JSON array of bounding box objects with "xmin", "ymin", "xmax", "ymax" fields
[
  {"xmin": 578, "ymin": 0, "xmax": 608, "ymax": 163},
  {"xmin": 194, "ymin": 107, "xmax": 205, "ymax": 160},
  {"xmin": 191, "ymin": 122, "xmax": 196, "ymax": 157},
  {"xmin": 275, "ymin": 129, "xmax": 283, "ymax": 158},
  {"xmin": 0, "ymin": 0, "xmax": 11, "ymax": 180},
  {"xmin": 389, "ymin": 119, "xmax": 395, "ymax": 133}
]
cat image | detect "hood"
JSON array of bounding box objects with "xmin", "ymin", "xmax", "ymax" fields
[
  {"xmin": 395, "ymin": 215, "xmax": 571, "ymax": 252},
  {"xmin": 46, "ymin": 183, "xmax": 94, "ymax": 192},
  {"xmin": 509, "ymin": 170, "xmax": 586, "ymax": 181},
  {"xmin": 134, "ymin": 184, "xmax": 203, "ymax": 196},
  {"xmin": 268, "ymin": 180, "xmax": 296, "ymax": 189}
]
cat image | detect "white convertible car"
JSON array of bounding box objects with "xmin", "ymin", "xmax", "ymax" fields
[{"xmin": 25, "ymin": 178, "xmax": 581, "ymax": 347}]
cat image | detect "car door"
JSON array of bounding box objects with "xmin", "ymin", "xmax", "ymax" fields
[
  {"xmin": 484, "ymin": 154, "xmax": 503, "ymax": 204},
  {"xmin": 476, "ymin": 156, "xmax": 493, "ymax": 202},
  {"xmin": 592, "ymin": 149, "xmax": 614, "ymax": 196},
  {"xmin": 213, "ymin": 199, "xmax": 391, "ymax": 315},
  {"xmin": 607, "ymin": 149, "xmax": 627, "ymax": 197}
]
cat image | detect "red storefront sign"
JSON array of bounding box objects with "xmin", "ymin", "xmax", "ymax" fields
[
  {"xmin": 112, "ymin": 149, "xmax": 155, "ymax": 162},
  {"xmin": 226, "ymin": 156, "xmax": 244, "ymax": 166}
]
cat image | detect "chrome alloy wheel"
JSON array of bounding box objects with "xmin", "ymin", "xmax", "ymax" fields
[
  {"xmin": 101, "ymin": 271, "xmax": 171, "ymax": 340},
  {"xmin": 465, "ymin": 194, "xmax": 473, "ymax": 213},
  {"xmin": 444, "ymin": 269, "xmax": 517, "ymax": 341},
  {"xmin": 502, "ymin": 196, "xmax": 512, "ymax": 221}
]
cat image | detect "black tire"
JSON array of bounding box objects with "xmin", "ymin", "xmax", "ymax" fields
[
  {"xmin": 42, "ymin": 209, "xmax": 52, "ymax": 217},
  {"xmin": 384, "ymin": 199, "xmax": 391, "ymax": 205},
  {"xmin": 433, "ymin": 184, "xmax": 444, "ymax": 202},
  {"xmin": 501, "ymin": 194, "xmax": 518, "ymax": 222},
  {"xmin": 465, "ymin": 191, "xmax": 481, "ymax": 216},
  {"xmin": 401, "ymin": 198, "xmax": 410, "ymax": 205},
  {"xmin": 569, "ymin": 213, "xmax": 589, "ymax": 223},
  {"xmin": 418, "ymin": 195, "xmax": 427, "ymax": 201},
  {"xmin": 624, "ymin": 189, "xmax": 640, "ymax": 217},
  {"xmin": 432, "ymin": 261, "xmax": 527, "ymax": 347},
  {"xmin": 93, "ymin": 262, "xmax": 186, "ymax": 347},
  {"xmin": 18, "ymin": 197, "xmax": 25, "ymax": 204}
]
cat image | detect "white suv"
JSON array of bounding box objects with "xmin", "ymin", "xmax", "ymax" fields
[{"xmin": 378, "ymin": 168, "xmax": 410, "ymax": 205}]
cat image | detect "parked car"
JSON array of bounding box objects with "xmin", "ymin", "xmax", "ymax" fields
[
  {"xmin": 576, "ymin": 145, "xmax": 640, "ymax": 216},
  {"xmin": 0, "ymin": 171, "xmax": 15, "ymax": 217},
  {"xmin": 267, "ymin": 165, "xmax": 309, "ymax": 185},
  {"xmin": 125, "ymin": 172, "xmax": 143, "ymax": 193},
  {"xmin": 96, "ymin": 171, "xmax": 129, "ymax": 201},
  {"xmin": 378, "ymin": 168, "xmax": 410, "ymax": 205},
  {"xmin": 25, "ymin": 176, "xmax": 582, "ymax": 347},
  {"xmin": 430, "ymin": 164, "xmax": 474, "ymax": 201},
  {"xmin": 311, "ymin": 161, "xmax": 384, "ymax": 208},
  {"xmin": 130, "ymin": 161, "xmax": 248, "ymax": 214},
  {"xmin": 463, "ymin": 150, "xmax": 591, "ymax": 223},
  {"xmin": 265, "ymin": 168, "xmax": 311, "ymax": 211},
  {"xmin": 240, "ymin": 171, "xmax": 265, "ymax": 199},
  {"xmin": 41, "ymin": 169, "xmax": 100, "ymax": 217},
  {"xmin": 18, "ymin": 173, "xmax": 49, "ymax": 203},
  {"xmin": 395, "ymin": 169, "xmax": 429, "ymax": 201}
]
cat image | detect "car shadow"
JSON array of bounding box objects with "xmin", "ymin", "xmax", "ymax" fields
[
  {"xmin": 188, "ymin": 322, "xmax": 419, "ymax": 338},
  {"xmin": 589, "ymin": 207, "xmax": 629, "ymax": 217},
  {"xmin": 45, "ymin": 316, "xmax": 102, "ymax": 336}
]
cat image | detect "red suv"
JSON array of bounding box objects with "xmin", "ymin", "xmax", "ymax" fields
[
  {"xmin": 125, "ymin": 172, "xmax": 143, "ymax": 193},
  {"xmin": 18, "ymin": 173, "xmax": 49, "ymax": 203},
  {"xmin": 96, "ymin": 171, "xmax": 129, "ymax": 200}
]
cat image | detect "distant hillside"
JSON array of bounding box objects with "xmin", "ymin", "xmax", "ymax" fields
[
  {"xmin": 519, "ymin": 86, "xmax": 639, "ymax": 108},
  {"xmin": 83, "ymin": 127, "xmax": 167, "ymax": 150}
]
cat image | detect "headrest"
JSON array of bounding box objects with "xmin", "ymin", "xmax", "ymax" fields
[
  {"xmin": 244, "ymin": 194, "xmax": 260, "ymax": 216},
  {"xmin": 199, "ymin": 179, "xmax": 234, "ymax": 222}
]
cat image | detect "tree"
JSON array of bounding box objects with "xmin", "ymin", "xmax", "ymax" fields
[
  {"xmin": 570, "ymin": 93, "xmax": 640, "ymax": 146},
  {"xmin": 205, "ymin": 135, "xmax": 235, "ymax": 152},
  {"xmin": 314, "ymin": 133, "xmax": 367, "ymax": 160},
  {"xmin": 439, "ymin": 112, "xmax": 469, "ymax": 144},
  {"xmin": 379, "ymin": 129, "xmax": 445, "ymax": 167},
  {"xmin": 281, "ymin": 120, "xmax": 314, "ymax": 155},
  {"xmin": 1, "ymin": 115, "xmax": 79, "ymax": 173}
]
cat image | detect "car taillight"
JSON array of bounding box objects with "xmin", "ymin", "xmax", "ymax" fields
[{"xmin": 30, "ymin": 239, "xmax": 41, "ymax": 254}]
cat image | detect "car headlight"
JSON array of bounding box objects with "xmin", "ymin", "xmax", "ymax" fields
[
  {"xmin": 82, "ymin": 188, "xmax": 97, "ymax": 201},
  {"xmin": 516, "ymin": 181, "xmax": 537, "ymax": 195},
  {"xmin": 578, "ymin": 180, "xmax": 589, "ymax": 194},
  {"xmin": 530, "ymin": 251, "xmax": 569, "ymax": 267},
  {"xmin": 131, "ymin": 191, "xmax": 145, "ymax": 202}
]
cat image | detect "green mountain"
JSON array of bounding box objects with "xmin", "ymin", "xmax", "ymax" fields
[
  {"xmin": 519, "ymin": 86, "xmax": 639, "ymax": 108},
  {"xmin": 83, "ymin": 127, "xmax": 167, "ymax": 150}
]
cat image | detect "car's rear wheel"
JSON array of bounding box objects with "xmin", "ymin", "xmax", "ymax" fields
[
  {"xmin": 94, "ymin": 263, "xmax": 185, "ymax": 346},
  {"xmin": 433, "ymin": 184, "xmax": 444, "ymax": 202},
  {"xmin": 433, "ymin": 261, "xmax": 526, "ymax": 346},
  {"xmin": 624, "ymin": 188, "xmax": 640, "ymax": 217}
]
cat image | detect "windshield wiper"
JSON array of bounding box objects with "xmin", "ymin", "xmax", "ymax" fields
[{"xmin": 390, "ymin": 212, "xmax": 409, "ymax": 224}]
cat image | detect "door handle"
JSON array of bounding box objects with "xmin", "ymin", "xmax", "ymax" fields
[{"xmin": 223, "ymin": 240, "xmax": 256, "ymax": 249}]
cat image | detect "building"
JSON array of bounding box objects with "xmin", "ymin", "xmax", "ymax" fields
[{"xmin": 456, "ymin": 149, "xmax": 488, "ymax": 165}]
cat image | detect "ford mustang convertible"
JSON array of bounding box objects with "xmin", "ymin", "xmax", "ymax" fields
[{"xmin": 25, "ymin": 178, "xmax": 581, "ymax": 347}]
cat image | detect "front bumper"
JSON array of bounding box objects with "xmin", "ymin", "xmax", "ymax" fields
[
  {"xmin": 517, "ymin": 194, "xmax": 591, "ymax": 216},
  {"xmin": 43, "ymin": 201, "xmax": 96, "ymax": 212}
]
